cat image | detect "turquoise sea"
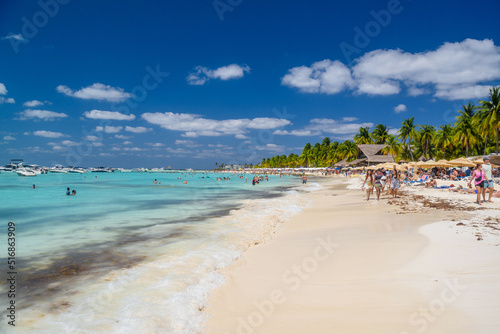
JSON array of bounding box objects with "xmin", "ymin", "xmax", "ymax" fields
[{"xmin": 0, "ymin": 171, "xmax": 315, "ymax": 333}]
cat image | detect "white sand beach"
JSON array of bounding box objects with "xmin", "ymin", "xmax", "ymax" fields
[{"xmin": 204, "ymin": 177, "xmax": 500, "ymax": 334}]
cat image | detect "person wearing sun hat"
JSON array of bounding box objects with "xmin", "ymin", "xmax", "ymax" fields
[{"xmin": 482, "ymin": 156, "xmax": 494, "ymax": 203}]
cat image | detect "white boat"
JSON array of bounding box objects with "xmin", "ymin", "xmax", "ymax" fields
[
  {"xmin": 90, "ymin": 167, "xmax": 112, "ymax": 173},
  {"xmin": 3, "ymin": 159, "xmax": 24, "ymax": 172},
  {"xmin": 49, "ymin": 168, "xmax": 68, "ymax": 174},
  {"xmin": 68, "ymin": 168, "xmax": 87, "ymax": 174},
  {"xmin": 16, "ymin": 168, "xmax": 37, "ymax": 177},
  {"xmin": 117, "ymin": 168, "xmax": 133, "ymax": 173}
]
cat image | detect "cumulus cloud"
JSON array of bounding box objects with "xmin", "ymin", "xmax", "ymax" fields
[
  {"xmin": 95, "ymin": 126, "xmax": 123, "ymax": 133},
  {"xmin": 282, "ymin": 39, "xmax": 500, "ymax": 100},
  {"xmin": 83, "ymin": 135, "xmax": 99, "ymax": 141},
  {"xmin": 0, "ymin": 97, "xmax": 15, "ymax": 104},
  {"xmin": 282, "ymin": 60, "xmax": 354, "ymax": 94},
  {"xmin": 255, "ymin": 143, "xmax": 286, "ymax": 152},
  {"xmin": 2, "ymin": 33, "xmax": 26, "ymax": 42},
  {"xmin": 274, "ymin": 118, "xmax": 373, "ymax": 139},
  {"xmin": 3, "ymin": 135, "xmax": 15, "ymax": 140},
  {"xmin": 125, "ymin": 126, "xmax": 152, "ymax": 133},
  {"xmin": 393, "ymin": 104, "xmax": 407, "ymax": 113},
  {"xmin": 23, "ymin": 100, "xmax": 50, "ymax": 107},
  {"xmin": 145, "ymin": 142, "xmax": 164, "ymax": 147},
  {"xmin": 187, "ymin": 64, "xmax": 250, "ymax": 85},
  {"xmin": 142, "ymin": 112, "xmax": 291, "ymax": 137},
  {"xmin": 57, "ymin": 83, "xmax": 133, "ymax": 102},
  {"xmin": 115, "ymin": 134, "xmax": 131, "ymax": 139},
  {"xmin": 18, "ymin": 109, "xmax": 68, "ymax": 121},
  {"xmin": 33, "ymin": 130, "xmax": 68, "ymax": 138},
  {"xmin": 83, "ymin": 110, "xmax": 135, "ymax": 121},
  {"xmin": 0, "ymin": 83, "xmax": 6, "ymax": 95}
]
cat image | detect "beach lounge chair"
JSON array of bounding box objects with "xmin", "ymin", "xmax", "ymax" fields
[{"xmin": 404, "ymin": 174, "xmax": 430, "ymax": 186}]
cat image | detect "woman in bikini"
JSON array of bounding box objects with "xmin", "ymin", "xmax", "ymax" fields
[
  {"xmin": 362, "ymin": 169, "xmax": 374, "ymax": 201},
  {"xmin": 468, "ymin": 163, "xmax": 485, "ymax": 205}
]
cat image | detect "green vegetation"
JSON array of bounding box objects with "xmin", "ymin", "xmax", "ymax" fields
[{"xmin": 258, "ymin": 87, "xmax": 500, "ymax": 168}]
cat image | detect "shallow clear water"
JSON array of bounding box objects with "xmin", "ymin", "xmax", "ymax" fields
[{"xmin": 0, "ymin": 171, "xmax": 311, "ymax": 333}]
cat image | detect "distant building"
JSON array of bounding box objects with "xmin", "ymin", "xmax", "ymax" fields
[{"xmin": 336, "ymin": 144, "xmax": 395, "ymax": 167}]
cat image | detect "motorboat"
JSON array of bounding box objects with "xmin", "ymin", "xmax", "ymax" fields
[
  {"xmin": 3, "ymin": 159, "xmax": 24, "ymax": 172},
  {"xmin": 90, "ymin": 167, "xmax": 112, "ymax": 173},
  {"xmin": 49, "ymin": 167, "xmax": 68, "ymax": 174},
  {"xmin": 68, "ymin": 167, "xmax": 87, "ymax": 174},
  {"xmin": 16, "ymin": 168, "xmax": 37, "ymax": 177}
]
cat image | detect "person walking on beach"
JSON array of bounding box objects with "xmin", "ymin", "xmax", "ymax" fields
[
  {"xmin": 373, "ymin": 169, "xmax": 383, "ymax": 200},
  {"xmin": 468, "ymin": 164, "xmax": 485, "ymax": 205},
  {"xmin": 390, "ymin": 165, "xmax": 401, "ymax": 198},
  {"xmin": 362, "ymin": 169, "xmax": 374, "ymax": 201},
  {"xmin": 482, "ymin": 157, "xmax": 494, "ymax": 202}
]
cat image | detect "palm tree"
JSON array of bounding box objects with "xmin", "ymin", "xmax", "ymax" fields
[
  {"xmin": 381, "ymin": 135, "xmax": 402, "ymax": 161},
  {"xmin": 398, "ymin": 117, "xmax": 418, "ymax": 161},
  {"xmin": 418, "ymin": 125, "xmax": 436, "ymax": 159},
  {"xmin": 455, "ymin": 102, "xmax": 477, "ymax": 157},
  {"xmin": 337, "ymin": 140, "xmax": 357, "ymax": 162},
  {"xmin": 371, "ymin": 124, "xmax": 390, "ymax": 144},
  {"xmin": 434, "ymin": 124, "xmax": 454, "ymax": 159},
  {"xmin": 354, "ymin": 127, "xmax": 373, "ymax": 144},
  {"xmin": 479, "ymin": 87, "xmax": 500, "ymax": 153}
]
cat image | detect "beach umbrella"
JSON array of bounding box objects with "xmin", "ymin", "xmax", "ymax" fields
[
  {"xmin": 418, "ymin": 160, "xmax": 437, "ymax": 168},
  {"xmin": 473, "ymin": 158, "xmax": 499, "ymax": 168},
  {"xmin": 448, "ymin": 157, "xmax": 475, "ymax": 167},
  {"xmin": 434, "ymin": 159, "xmax": 453, "ymax": 167}
]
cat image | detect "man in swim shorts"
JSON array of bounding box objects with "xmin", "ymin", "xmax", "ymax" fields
[{"xmin": 482, "ymin": 157, "xmax": 494, "ymax": 202}]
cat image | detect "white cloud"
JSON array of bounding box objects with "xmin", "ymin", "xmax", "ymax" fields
[
  {"xmin": 255, "ymin": 143, "xmax": 286, "ymax": 152},
  {"xmin": 393, "ymin": 104, "xmax": 407, "ymax": 113},
  {"xmin": 125, "ymin": 126, "xmax": 152, "ymax": 133},
  {"xmin": 274, "ymin": 118, "xmax": 373, "ymax": 138},
  {"xmin": 61, "ymin": 140, "xmax": 79, "ymax": 146},
  {"xmin": 83, "ymin": 135, "xmax": 99, "ymax": 141},
  {"xmin": 23, "ymin": 100, "xmax": 45, "ymax": 107},
  {"xmin": 145, "ymin": 142, "xmax": 164, "ymax": 147},
  {"xmin": 83, "ymin": 110, "xmax": 135, "ymax": 121},
  {"xmin": 33, "ymin": 130, "xmax": 68, "ymax": 138},
  {"xmin": 92, "ymin": 142, "xmax": 103, "ymax": 147},
  {"xmin": 282, "ymin": 59, "xmax": 354, "ymax": 94},
  {"xmin": 388, "ymin": 128, "xmax": 399, "ymax": 135},
  {"xmin": 3, "ymin": 135, "xmax": 15, "ymax": 140},
  {"xmin": 2, "ymin": 33, "xmax": 26, "ymax": 42},
  {"xmin": 18, "ymin": 109, "xmax": 68, "ymax": 120},
  {"xmin": 95, "ymin": 126, "xmax": 123, "ymax": 133},
  {"xmin": 115, "ymin": 134, "xmax": 132, "ymax": 139},
  {"xmin": 187, "ymin": 64, "xmax": 250, "ymax": 85},
  {"xmin": 0, "ymin": 97, "xmax": 15, "ymax": 104},
  {"xmin": 235, "ymin": 134, "xmax": 247, "ymax": 139},
  {"xmin": 0, "ymin": 83, "xmax": 6, "ymax": 95},
  {"xmin": 342, "ymin": 117, "xmax": 358, "ymax": 122},
  {"xmin": 142, "ymin": 112, "xmax": 290, "ymax": 137},
  {"xmin": 123, "ymin": 141, "xmax": 132, "ymax": 145},
  {"xmin": 282, "ymin": 39, "xmax": 500, "ymax": 100},
  {"xmin": 57, "ymin": 83, "xmax": 133, "ymax": 102}
]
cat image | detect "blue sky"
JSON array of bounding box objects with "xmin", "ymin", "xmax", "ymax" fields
[{"xmin": 1, "ymin": 0, "xmax": 500, "ymax": 169}]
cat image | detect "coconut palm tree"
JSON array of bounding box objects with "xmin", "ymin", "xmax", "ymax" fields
[
  {"xmin": 479, "ymin": 87, "xmax": 500, "ymax": 153},
  {"xmin": 381, "ymin": 135, "xmax": 402, "ymax": 161},
  {"xmin": 418, "ymin": 125, "xmax": 436, "ymax": 159},
  {"xmin": 337, "ymin": 140, "xmax": 357, "ymax": 162},
  {"xmin": 398, "ymin": 117, "xmax": 418, "ymax": 161},
  {"xmin": 434, "ymin": 124, "xmax": 454, "ymax": 159},
  {"xmin": 371, "ymin": 124, "xmax": 390, "ymax": 144},
  {"xmin": 455, "ymin": 102, "xmax": 478, "ymax": 157},
  {"xmin": 354, "ymin": 127, "xmax": 373, "ymax": 144}
]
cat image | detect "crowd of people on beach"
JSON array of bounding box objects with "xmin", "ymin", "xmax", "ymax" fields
[{"xmin": 360, "ymin": 157, "xmax": 500, "ymax": 204}]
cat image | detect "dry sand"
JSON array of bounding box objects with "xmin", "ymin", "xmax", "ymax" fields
[{"xmin": 204, "ymin": 178, "xmax": 500, "ymax": 334}]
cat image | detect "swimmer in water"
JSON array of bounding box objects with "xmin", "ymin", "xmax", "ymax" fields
[{"xmin": 183, "ymin": 180, "xmax": 188, "ymax": 184}]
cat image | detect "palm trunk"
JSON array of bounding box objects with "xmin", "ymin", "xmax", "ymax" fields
[{"xmin": 484, "ymin": 135, "xmax": 488, "ymax": 155}]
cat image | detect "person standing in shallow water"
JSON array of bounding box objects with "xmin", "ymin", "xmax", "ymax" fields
[
  {"xmin": 302, "ymin": 173, "xmax": 307, "ymax": 184},
  {"xmin": 66, "ymin": 187, "xmax": 70, "ymax": 195}
]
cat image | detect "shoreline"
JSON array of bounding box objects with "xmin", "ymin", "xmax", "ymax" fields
[{"xmin": 204, "ymin": 177, "xmax": 500, "ymax": 333}]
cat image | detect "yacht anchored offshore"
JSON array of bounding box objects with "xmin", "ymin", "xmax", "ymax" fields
[{"xmin": 16, "ymin": 168, "xmax": 37, "ymax": 177}]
